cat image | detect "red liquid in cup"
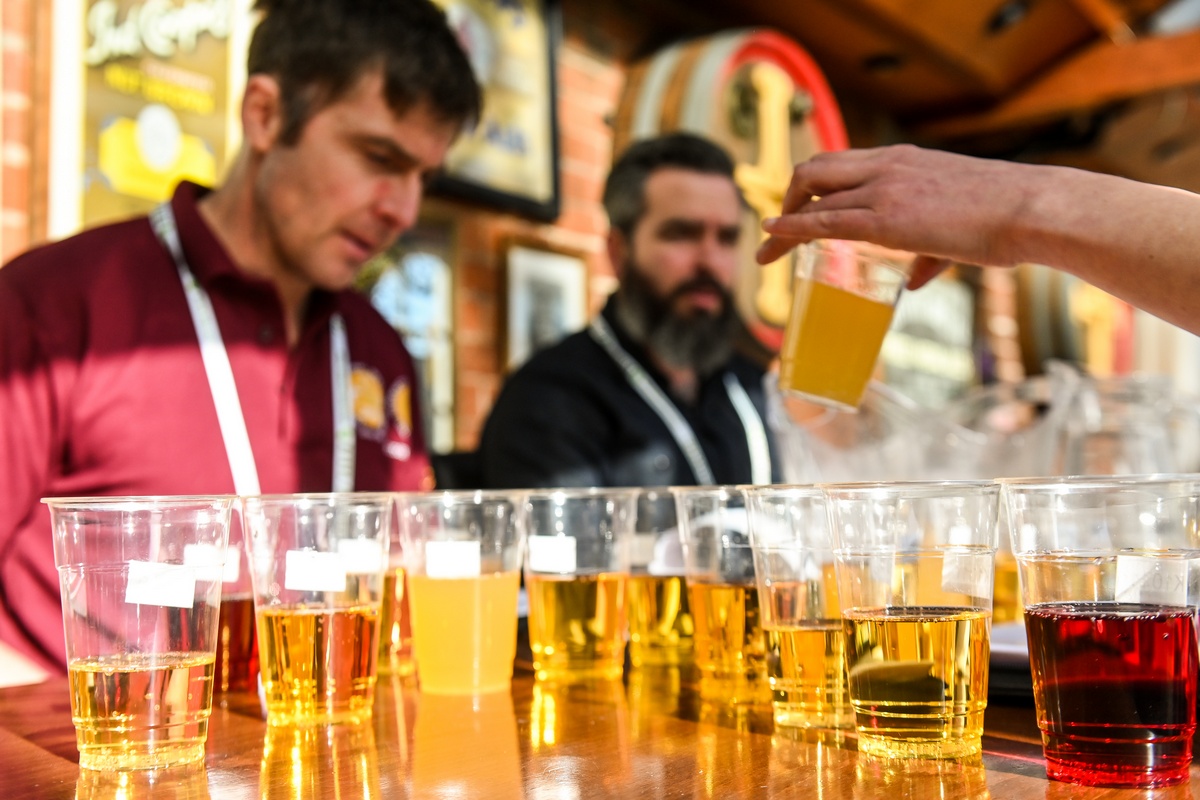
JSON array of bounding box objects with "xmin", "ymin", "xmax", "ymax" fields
[
  {"xmin": 1025, "ymin": 603, "xmax": 1198, "ymax": 788},
  {"xmin": 215, "ymin": 594, "xmax": 259, "ymax": 693}
]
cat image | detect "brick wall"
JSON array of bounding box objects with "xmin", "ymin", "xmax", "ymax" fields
[
  {"xmin": 447, "ymin": 39, "xmax": 624, "ymax": 450},
  {"xmin": 0, "ymin": 0, "xmax": 33, "ymax": 264}
]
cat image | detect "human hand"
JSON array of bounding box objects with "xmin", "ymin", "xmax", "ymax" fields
[{"xmin": 756, "ymin": 144, "xmax": 1040, "ymax": 286}]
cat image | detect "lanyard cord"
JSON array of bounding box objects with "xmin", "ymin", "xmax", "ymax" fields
[
  {"xmin": 589, "ymin": 315, "xmax": 771, "ymax": 485},
  {"xmin": 150, "ymin": 203, "xmax": 355, "ymax": 494}
]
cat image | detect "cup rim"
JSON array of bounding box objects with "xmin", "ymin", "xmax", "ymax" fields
[
  {"xmin": 819, "ymin": 480, "xmax": 999, "ymax": 496},
  {"xmin": 997, "ymin": 473, "xmax": 1200, "ymax": 491},
  {"xmin": 522, "ymin": 487, "xmax": 640, "ymax": 500},
  {"xmin": 42, "ymin": 494, "xmax": 236, "ymax": 508},
  {"xmin": 242, "ymin": 491, "xmax": 394, "ymax": 505},
  {"xmin": 397, "ymin": 489, "xmax": 522, "ymax": 505}
]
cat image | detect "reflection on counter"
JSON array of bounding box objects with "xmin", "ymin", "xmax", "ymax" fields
[
  {"xmin": 76, "ymin": 763, "xmax": 210, "ymax": 800},
  {"xmin": 528, "ymin": 679, "xmax": 631, "ymax": 793},
  {"xmin": 374, "ymin": 674, "xmax": 417, "ymax": 797},
  {"xmin": 768, "ymin": 733, "xmax": 851, "ymax": 798},
  {"xmin": 259, "ymin": 722, "xmax": 379, "ymax": 800},
  {"xmin": 626, "ymin": 665, "xmax": 688, "ymax": 740},
  {"xmin": 853, "ymin": 753, "xmax": 989, "ymax": 800},
  {"xmin": 412, "ymin": 691, "xmax": 522, "ymax": 798}
]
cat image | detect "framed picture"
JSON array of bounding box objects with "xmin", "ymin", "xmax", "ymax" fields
[
  {"xmin": 429, "ymin": 0, "xmax": 561, "ymax": 221},
  {"xmin": 505, "ymin": 240, "xmax": 588, "ymax": 370}
]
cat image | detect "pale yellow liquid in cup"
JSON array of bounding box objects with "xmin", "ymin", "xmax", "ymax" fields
[
  {"xmin": 257, "ymin": 604, "xmax": 379, "ymax": 725},
  {"xmin": 844, "ymin": 607, "xmax": 991, "ymax": 759},
  {"xmin": 69, "ymin": 652, "xmax": 215, "ymax": 770},
  {"xmin": 527, "ymin": 572, "xmax": 626, "ymax": 682},
  {"xmin": 627, "ymin": 574, "xmax": 693, "ymax": 667},
  {"xmin": 779, "ymin": 278, "xmax": 897, "ymax": 408},
  {"xmin": 408, "ymin": 571, "xmax": 520, "ymax": 695}
]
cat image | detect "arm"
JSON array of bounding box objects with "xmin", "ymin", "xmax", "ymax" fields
[{"xmin": 758, "ymin": 144, "xmax": 1200, "ymax": 335}]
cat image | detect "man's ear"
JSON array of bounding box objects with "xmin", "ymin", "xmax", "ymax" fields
[
  {"xmin": 241, "ymin": 74, "xmax": 284, "ymax": 153},
  {"xmin": 607, "ymin": 228, "xmax": 629, "ymax": 277}
]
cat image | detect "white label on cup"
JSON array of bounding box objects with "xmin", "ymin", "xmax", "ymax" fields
[
  {"xmin": 222, "ymin": 548, "xmax": 241, "ymax": 584},
  {"xmin": 528, "ymin": 535, "xmax": 577, "ymax": 573},
  {"xmin": 125, "ymin": 561, "xmax": 196, "ymax": 609},
  {"xmin": 285, "ymin": 550, "xmax": 347, "ymax": 592},
  {"xmin": 941, "ymin": 550, "xmax": 991, "ymax": 599},
  {"xmin": 182, "ymin": 544, "xmax": 224, "ymax": 583},
  {"xmin": 426, "ymin": 541, "xmax": 482, "ymax": 578},
  {"xmin": 336, "ymin": 539, "xmax": 385, "ymax": 575},
  {"xmin": 632, "ymin": 534, "xmax": 656, "ymax": 568},
  {"xmin": 1115, "ymin": 555, "xmax": 1189, "ymax": 606}
]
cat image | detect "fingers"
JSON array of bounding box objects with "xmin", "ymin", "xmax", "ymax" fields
[
  {"xmin": 906, "ymin": 255, "xmax": 952, "ymax": 290},
  {"xmin": 778, "ymin": 148, "xmax": 888, "ymax": 214},
  {"xmin": 756, "ymin": 207, "xmax": 878, "ymax": 264}
]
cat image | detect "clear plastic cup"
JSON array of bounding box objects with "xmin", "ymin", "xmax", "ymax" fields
[
  {"xmin": 242, "ymin": 493, "xmax": 391, "ymax": 725},
  {"xmin": 398, "ymin": 490, "xmax": 524, "ymax": 695},
  {"xmin": 746, "ymin": 485, "xmax": 851, "ymax": 731},
  {"xmin": 628, "ymin": 487, "xmax": 692, "ymax": 668},
  {"xmin": 675, "ymin": 485, "xmax": 770, "ymax": 705},
  {"xmin": 523, "ymin": 488, "xmax": 637, "ymax": 682},
  {"xmin": 778, "ymin": 239, "xmax": 911, "ymax": 410},
  {"xmin": 825, "ymin": 480, "xmax": 999, "ymax": 759},
  {"xmin": 46, "ymin": 495, "xmax": 235, "ymax": 770},
  {"xmin": 1002, "ymin": 475, "xmax": 1200, "ymax": 788}
]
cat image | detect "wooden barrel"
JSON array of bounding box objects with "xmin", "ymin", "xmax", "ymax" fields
[{"xmin": 613, "ymin": 29, "xmax": 848, "ymax": 351}]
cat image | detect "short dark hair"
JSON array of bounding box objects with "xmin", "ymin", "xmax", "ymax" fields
[
  {"xmin": 602, "ymin": 133, "xmax": 739, "ymax": 237},
  {"xmin": 248, "ymin": 0, "xmax": 482, "ymax": 144}
]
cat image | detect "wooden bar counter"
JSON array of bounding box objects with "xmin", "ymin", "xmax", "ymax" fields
[{"xmin": 1, "ymin": 666, "xmax": 1196, "ymax": 799}]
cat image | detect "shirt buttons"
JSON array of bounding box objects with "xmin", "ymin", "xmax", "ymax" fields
[
  {"xmin": 257, "ymin": 324, "xmax": 275, "ymax": 345},
  {"xmin": 653, "ymin": 454, "xmax": 671, "ymax": 472}
]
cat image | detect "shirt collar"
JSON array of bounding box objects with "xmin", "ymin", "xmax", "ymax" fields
[{"xmin": 167, "ymin": 180, "xmax": 339, "ymax": 326}]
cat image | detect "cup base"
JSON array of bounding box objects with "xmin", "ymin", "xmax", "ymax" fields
[
  {"xmin": 78, "ymin": 740, "xmax": 206, "ymax": 771},
  {"xmin": 1047, "ymin": 757, "xmax": 1190, "ymax": 788},
  {"xmin": 857, "ymin": 732, "xmax": 982, "ymax": 760},
  {"xmin": 773, "ymin": 703, "xmax": 854, "ymax": 731}
]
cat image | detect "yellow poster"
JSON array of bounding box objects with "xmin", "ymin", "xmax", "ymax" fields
[{"xmin": 81, "ymin": 0, "xmax": 235, "ymax": 227}]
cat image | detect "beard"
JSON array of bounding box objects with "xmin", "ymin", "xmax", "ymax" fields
[{"xmin": 614, "ymin": 259, "xmax": 738, "ymax": 378}]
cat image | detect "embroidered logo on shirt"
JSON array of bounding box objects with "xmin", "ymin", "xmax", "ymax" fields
[
  {"xmin": 389, "ymin": 378, "xmax": 413, "ymax": 439},
  {"xmin": 351, "ymin": 366, "xmax": 386, "ymax": 436}
]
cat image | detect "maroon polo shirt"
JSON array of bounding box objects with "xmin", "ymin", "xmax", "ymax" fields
[{"xmin": 0, "ymin": 182, "xmax": 430, "ymax": 672}]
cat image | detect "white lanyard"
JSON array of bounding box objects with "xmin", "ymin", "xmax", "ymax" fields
[
  {"xmin": 589, "ymin": 316, "xmax": 772, "ymax": 485},
  {"xmin": 150, "ymin": 203, "xmax": 355, "ymax": 494}
]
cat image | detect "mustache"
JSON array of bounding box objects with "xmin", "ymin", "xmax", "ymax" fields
[{"xmin": 668, "ymin": 275, "xmax": 732, "ymax": 304}]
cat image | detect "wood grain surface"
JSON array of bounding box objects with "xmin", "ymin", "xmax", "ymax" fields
[{"xmin": 0, "ymin": 666, "xmax": 1195, "ymax": 799}]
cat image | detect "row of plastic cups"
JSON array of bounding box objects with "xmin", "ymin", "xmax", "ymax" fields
[
  {"xmin": 734, "ymin": 477, "xmax": 1200, "ymax": 789},
  {"xmin": 44, "ymin": 475, "xmax": 1200, "ymax": 786}
]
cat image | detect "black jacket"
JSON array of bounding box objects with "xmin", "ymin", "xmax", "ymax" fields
[{"xmin": 479, "ymin": 296, "xmax": 781, "ymax": 489}]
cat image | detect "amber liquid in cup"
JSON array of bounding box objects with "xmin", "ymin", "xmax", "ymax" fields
[
  {"xmin": 215, "ymin": 593, "xmax": 258, "ymax": 692},
  {"xmin": 688, "ymin": 580, "xmax": 769, "ymax": 704},
  {"xmin": 527, "ymin": 572, "xmax": 626, "ymax": 682},
  {"xmin": 627, "ymin": 574, "xmax": 693, "ymax": 667},
  {"xmin": 257, "ymin": 604, "xmax": 379, "ymax": 725},
  {"xmin": 377, "ymin": 566, "xmax": 415, "ymax": 678}
]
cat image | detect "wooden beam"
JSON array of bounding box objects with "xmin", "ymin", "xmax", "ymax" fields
[
  {"xmin": 1063, "ymin": 0, "xmax": 1134, "ymax": 43},
  {"xmin": 915, "ymin": 29, "xmax": 1200, "ymax": 140}
]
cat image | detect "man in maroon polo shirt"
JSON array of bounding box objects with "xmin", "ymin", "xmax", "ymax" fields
[{"xmin": 0, "ymin": 0, "xmax": 480, "ymax": 674}]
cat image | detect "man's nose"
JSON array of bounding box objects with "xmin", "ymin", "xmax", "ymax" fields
[{"xmin": 376, "ymin": 174, "xmax": 422, "ymax": 233}]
